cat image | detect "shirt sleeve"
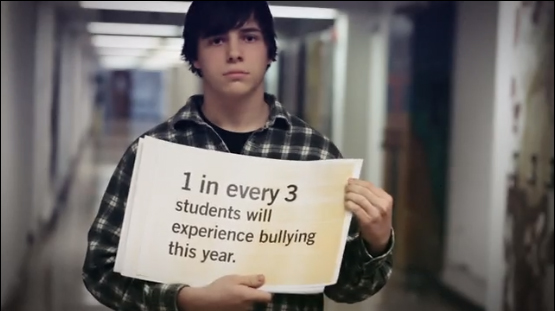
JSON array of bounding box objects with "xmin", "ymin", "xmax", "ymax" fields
[
  {"xmin": 324, "ymin": 219, "xmax": 394, "ymax": 303},
  {"xmin": 82, "ymin": 140, "xmax": 186, "ymax": 311}
]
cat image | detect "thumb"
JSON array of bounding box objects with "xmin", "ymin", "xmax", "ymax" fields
[{"xmin": 236, "ymin": 274, "xmax": 265, "ymax": 288}]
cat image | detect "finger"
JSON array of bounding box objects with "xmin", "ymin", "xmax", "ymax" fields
[
  {"xmin": 235, "ymin": 274, "xmax": 265, "ymax": 288},
  {"xmin": 345, "ymin": 200, "xmax": 372, "ymax": 223},
  {"xmin": 345, "ymin": 192, "xmax": 381, "ymax": 220},
  {"xmin": 349, "ymin": 178, "xmax": 389, "ymax": 198},
  {"xmin": 239, "ymin": 287, "xmax": 273, "ymax": 303},
  {"xmin": 345, "ymin": 188, "xmax": 382, "ymax": 218},
  {"xmin": 346, "ymin": 184, "xmax": 388, "ymax": 215}
]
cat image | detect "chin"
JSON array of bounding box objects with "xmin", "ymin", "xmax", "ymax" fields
[{"xmin": 220, "ymin": 83, "xmax": 257, "ymax": 97}]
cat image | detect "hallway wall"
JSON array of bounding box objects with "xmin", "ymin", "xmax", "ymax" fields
[
  {"xmin": 498, "ymin": 2, "xmax": 553, "ymax": 311},
  {"xmin": 1, "ymin": 1, "xmax": 97, "ymax": 307},
  {"xmin": 443, "ymin": 1, "xmax": 500, "ymax": 306},
  {"xmin": 444, "ymin": 2, "xmax": 554, "ymax": 310},
  {"xmin": 1, "ymin": 1, "xmax": 38, "ymax": 306}
]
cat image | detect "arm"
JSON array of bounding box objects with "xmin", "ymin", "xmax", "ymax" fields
[
  {"xmin": 82, "ymin": 140, "xmax": 186, "ymax": 311},
  {"xmin": 322, "ymin": 141, "xmax": 394, "ymax": 303},
  {"xmin": 324, "ymin": 219, "xmax": 394, "ymax": 303}
]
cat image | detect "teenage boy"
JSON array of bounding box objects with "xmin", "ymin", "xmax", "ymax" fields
[{"xmin": 83, "ymin": 2, "xmax": 394, "ymax": 311}]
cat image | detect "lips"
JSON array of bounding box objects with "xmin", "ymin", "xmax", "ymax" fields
[{"xmin": 224, "ymin": 70, "xmax": 248, "ymax": 76}]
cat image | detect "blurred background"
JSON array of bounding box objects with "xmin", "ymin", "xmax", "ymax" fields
[{"xmin": 1, "ymin": 1, "xmax": 553, "ymax": 311}]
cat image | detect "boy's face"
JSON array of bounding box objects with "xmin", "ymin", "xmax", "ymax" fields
[{"xmin": 194, "ymin": 19, "xmax": 270, "ymax": 97}]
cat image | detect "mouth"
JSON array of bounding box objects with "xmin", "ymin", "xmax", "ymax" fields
[{"xmin": 223, "ymin": 70, "xmax": 249, "ymax": 77}]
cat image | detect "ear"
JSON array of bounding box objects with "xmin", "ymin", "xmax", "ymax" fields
[{"xmin": 193, "ymin": 60, "xmax": 201, "ymax": 70}]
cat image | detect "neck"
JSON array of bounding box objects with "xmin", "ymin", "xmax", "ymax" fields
[{"xmin": 201, "ymin": 87, "xmax": 269, "ymax": 133}]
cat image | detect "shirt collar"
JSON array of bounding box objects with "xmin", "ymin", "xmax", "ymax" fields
[{"xmin": 170, "ymin": 93, "xmax": 293, "ymax": 131}]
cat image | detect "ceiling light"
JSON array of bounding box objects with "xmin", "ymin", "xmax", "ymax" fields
[
  {"xmin": 80, "ymin": 1, "xmax": 190, "ymax": 13},
  {"xmin": 92, "ymin": 35, "xmax": 163, "ymax": 49},
  {"xmin": 139, "ymin": 48, "xmax": 183, "ymax": 70},
  {"xmin": 151, "ymin": 49, "xmax": 181, "ymax": 60},
  {"xmin": 141, "ymin": 57, "xmax": 180, "ymax": 70},
  {"xmin": 79, "ymin": 1, "xmax": 337, "ymax": 20},
  {"xmin": 270, "ymin": 6, "xmax": 337, "ymax": 19},
  {"xmin": 162, "ymin": 38, "xmax": 183, "ymax": 51},
  {"xmin": 96, "ymin": 48, "xmax": 150, "ymax": 57},
  {"xmin": 100, "ymin": 55, "xmax": 141, "ymax": 70},
  {"xmin": 88, "ymin": 22, "xmax": 182, "ymax": 37}
]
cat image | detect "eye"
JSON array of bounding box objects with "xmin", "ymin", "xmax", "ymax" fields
[
  {"xmin": 243, "ymin": 34, "xmax": 259, "ymax": 43},
  {"xmin": 209, "ymin": 37, "xmax": 225, "ymax": 45}
]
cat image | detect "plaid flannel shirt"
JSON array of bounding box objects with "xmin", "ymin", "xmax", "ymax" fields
[{"xmin": 82, "ymin": 93, "xmax": 394, "ymax": 311}]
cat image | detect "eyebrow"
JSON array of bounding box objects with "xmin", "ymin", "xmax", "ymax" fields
[
  {"xmin": 204, "ymin": 26, "xmax": 261, "ymax": 39},
  {"xmin": 238, "ymin": 27, "xmax": 261, "ymax": 34}
]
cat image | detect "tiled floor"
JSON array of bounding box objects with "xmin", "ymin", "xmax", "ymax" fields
[{"xmin": 12, "ymin": 119, "xmax": 473, "ymax": 311}]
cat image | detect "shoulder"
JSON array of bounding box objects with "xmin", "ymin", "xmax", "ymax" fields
[
  {"xmin": 269, "ymin": 94, "xmax": 342, "ymax": 160},
  {"xmin": 286, "ymin": 114, "xmax": 343, "ymax": 160}
]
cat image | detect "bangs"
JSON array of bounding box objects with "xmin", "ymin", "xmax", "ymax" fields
[{"xmin": 188, "ymin": 2, "xmax": 271, "ymax": 38}]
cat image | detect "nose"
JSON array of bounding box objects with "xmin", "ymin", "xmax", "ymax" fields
[{"xmin": 226, "ymin": 35, "xmax": 243, "ymax": 63}]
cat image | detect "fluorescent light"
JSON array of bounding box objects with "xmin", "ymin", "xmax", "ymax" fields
[
  {"xmin": 141, "ymin": 58, "xmax": 180, "ymax": 70},
  {"xmin": 162, "ymin": 38, "xmax": 183, "ymax": 51},
  {"xmin": 153, "ymin": 49, "xmax": 182, "ymax": 62},
  {"xmin": 140, "ymin": 48, "xmax": 182, "ymax": 70},
  {"xmin": 100, "ymin": 55, "xmax": 141, "ymax": 70},
  {"xmin": 92, "ymin": 35, "xmax": 162, "ymax": 49},
  {"xmin": 79, "ymin": 1, "xmax": 337, "ymax": 20},
  {"xmin": 80, "ymin": 1, "xmax": 190, "ymax": 13},
  {"xmin": 91, "ymin": 35, "xmax": 182, "ymax": 52},
  {"xmin": 96, "ymin": 48, "xmax": 150, "ymax": 57},
  {"xmin": 141, "ymin": 60, "xmax": 177, "ymax": 70},
  {"xmin": 88, "ymin": 22, "xmax": 182, "ymax": 37},
  {"xmin": 270, "ymin": 6, "xmax": 337, "ymax": 19}
]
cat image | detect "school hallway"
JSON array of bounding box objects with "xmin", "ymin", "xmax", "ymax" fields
[{"xmin": 3, "ymin": 2, "xmax": 552, "ymax": 311}]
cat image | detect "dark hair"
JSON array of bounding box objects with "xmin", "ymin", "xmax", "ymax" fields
[{"xmin": 181, "ymin": 1, "xmax": 278, "ymax": 77}]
